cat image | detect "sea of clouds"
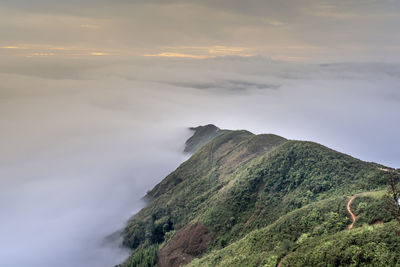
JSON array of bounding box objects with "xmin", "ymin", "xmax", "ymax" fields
[{"xmin": 0, "ymin": 56, "xmax": 399, "ymax": 266}]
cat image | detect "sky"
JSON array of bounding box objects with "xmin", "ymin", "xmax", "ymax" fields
[
  {"xmin": 1, "ymin": 0, "xmax": 400, "ymax": 61},
  {"xmin": 1, "ymin": 1, "xmax": 400, "ymax": 267}
]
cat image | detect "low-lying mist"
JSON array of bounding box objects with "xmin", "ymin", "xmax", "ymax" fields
[
  {"xmin": 0, "ymin": 56, "xmax": 399, "ymax": 266},
  {"xmin": 0, "ymin": 97, "xmax": 191, "ymax": 266}
]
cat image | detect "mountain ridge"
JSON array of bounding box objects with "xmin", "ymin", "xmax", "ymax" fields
[{"xmin": 119, "ymin": 125, "xmax": 399, "ymax": 267}]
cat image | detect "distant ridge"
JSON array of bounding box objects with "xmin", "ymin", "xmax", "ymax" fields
[{"xmin": 184, "ymin": 124, "xmax": 225, "ymax": 154}]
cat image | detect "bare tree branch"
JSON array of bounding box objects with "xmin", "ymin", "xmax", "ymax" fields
[{"xmin": 384, "ymin": 171, "xmax": 400, "ymax": 235}]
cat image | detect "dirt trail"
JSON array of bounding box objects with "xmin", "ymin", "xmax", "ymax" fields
[
  {"xmin": 378, "ymin": 167, "xmax": 392, "ymax": 173},
  {"xmin": 277, "ymin": 255, "xmax": 287, "ymax": 267},
  {"xmin": 277, "ymin": 195, "xmax": 358, "ymax": 266},
  {"xmin": 347, "ymin": 195, "xmax": 357, "ymax": 230}
]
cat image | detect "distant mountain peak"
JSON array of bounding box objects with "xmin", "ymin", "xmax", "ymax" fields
[
  {"xmin": 184, "ymin": 124, "xmax": 225, "ymax": 153},
  {"xmin": 188, "ymin": 124, "xmax": 219, "ymax": 131}
]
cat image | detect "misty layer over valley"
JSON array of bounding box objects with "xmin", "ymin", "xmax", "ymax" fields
[
  {"xmin": 1, "ymin": 57, "xmax": 400, "ymax": 267},
  {"xmin": 0, "ymin": 75, "xmax": 192, "ymax": 267}
]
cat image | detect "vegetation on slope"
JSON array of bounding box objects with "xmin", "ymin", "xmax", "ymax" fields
[
  {"xmin": 119, "ymin": 125, "xmax": 395, "ymax": 266},
  {"xmin": 189, "ymin": 191, "xmax": 397, "ymax": 267},
  {"xmin": 123, "ymin": 244, "xmax": 158, "ymax": 267},
  {"xmin": 122, "ymin": 129, "xmax": 260, "ymax": 250},
  {"xmin": 282, "ymin": 223, "xmax": 400, "ymax": 267},
  {"xmin": 196, "ymin": 140, "xmax": 389, "ymax": 248},
  {"xmin": 189, "ymin": 196, "xmax": 350, "ymax": 266},
  {"xmin": 350, "ymin": 191, "xmax": 393, "ymax": 227}
]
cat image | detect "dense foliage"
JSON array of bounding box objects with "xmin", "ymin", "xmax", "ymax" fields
[
  {"xmin": 283, "ymin": 223, "xmax": 400, "ymax": 267},
  {"xmin": 123, "ymin": 244, "xmax": 158, "ymax": 267},
  {"xmin": 351, "ymin": 192, "xmax": 393, "ymax": 226},
  {"xmin": 190, "ymin": 196, "xmax": 350, "ymax": 266},
  {"xmin": 190, "ymin": 191, "xmax": 397, "ymax": 267},
  {"xmin": 119, "ymin": 127, "xmax": 394, "ymax": 266}
]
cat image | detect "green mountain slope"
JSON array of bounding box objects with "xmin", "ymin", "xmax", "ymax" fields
[{"xmin": 120, "ymin": 126, "xmax": 398, "ymax": 267}]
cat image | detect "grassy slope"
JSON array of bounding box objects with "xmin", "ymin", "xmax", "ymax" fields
[
  {"xmin": 189, "ymin": 191, "xmax": 399, "ymax": 267},
  {"xmin": 121, "ymin": 128, "xmax": 396, "ymax": 266}
]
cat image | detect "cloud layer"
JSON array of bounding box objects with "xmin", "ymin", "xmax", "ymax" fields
[{"xmin": 1, "ymin": 0, "xmax": 400, "ymax": 61}]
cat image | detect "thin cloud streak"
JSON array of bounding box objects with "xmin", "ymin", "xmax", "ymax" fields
[{"xmin": 144, "ymin": 52, "xmax": 210, "ymax": 59}]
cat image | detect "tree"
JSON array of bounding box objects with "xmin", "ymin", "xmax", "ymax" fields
[{"xmin": 385, "ymin": 172, "xmax": 400, "ymax": 235}]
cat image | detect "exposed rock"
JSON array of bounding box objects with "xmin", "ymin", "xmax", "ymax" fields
[{"xmin": 157, "ymin": 222, "xmax": 213, "ymax": 267}]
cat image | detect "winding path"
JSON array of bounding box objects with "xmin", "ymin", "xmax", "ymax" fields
[
  {"xmin": 277, "ymin": 194, "xmax": 359, "ymax": 267},
  {"xmin": 346, "ymin": 195, "xmax": 357, "ymax": 230}
]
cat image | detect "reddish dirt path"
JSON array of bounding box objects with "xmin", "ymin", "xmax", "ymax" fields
[
  {"xmin": 347, "ymin": 195, "xmax": 357, "ymax": 230},
  {"xmin": 378, "ymin": 167, "xmax": 392, "ymax": 172},
  {"xmin": 277, "ymin": 255, "xmax": 287, "ymax": 267}
]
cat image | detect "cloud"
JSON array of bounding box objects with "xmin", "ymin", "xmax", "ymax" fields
[
  {"xmin": 1, "ymin": 0, "xmax": 400, "ymax": 61},
  {"xmin": 79, "ymin": 24, "xmax": 99, "ymax": 29},
  {"xmin": 0, "ymin": 72, "xmax": 193, "ymax": 267},
  {"xmin": 144, "ymin": 52, "xmax": 210, "ymax": 59},
  {"xmin": 143, "ymin": 46, "xmax": 252, "ymax": 59},
  {"xmin": 164, "ymin": 79, "xmax": 280, "ymax": 92}
]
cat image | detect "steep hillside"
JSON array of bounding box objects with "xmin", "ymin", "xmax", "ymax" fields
[{"xmin": 120, "ymin": 126, "xmax": 398, "ymax": 267}]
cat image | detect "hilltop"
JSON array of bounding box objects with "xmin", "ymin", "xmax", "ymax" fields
[
  {"xmin": 183, "ymin": 124, "xmax": 225, "ymax": 154},
  {"xmin": 119, "ymin": 126, "xmax": 400, "ymax": 267}
]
